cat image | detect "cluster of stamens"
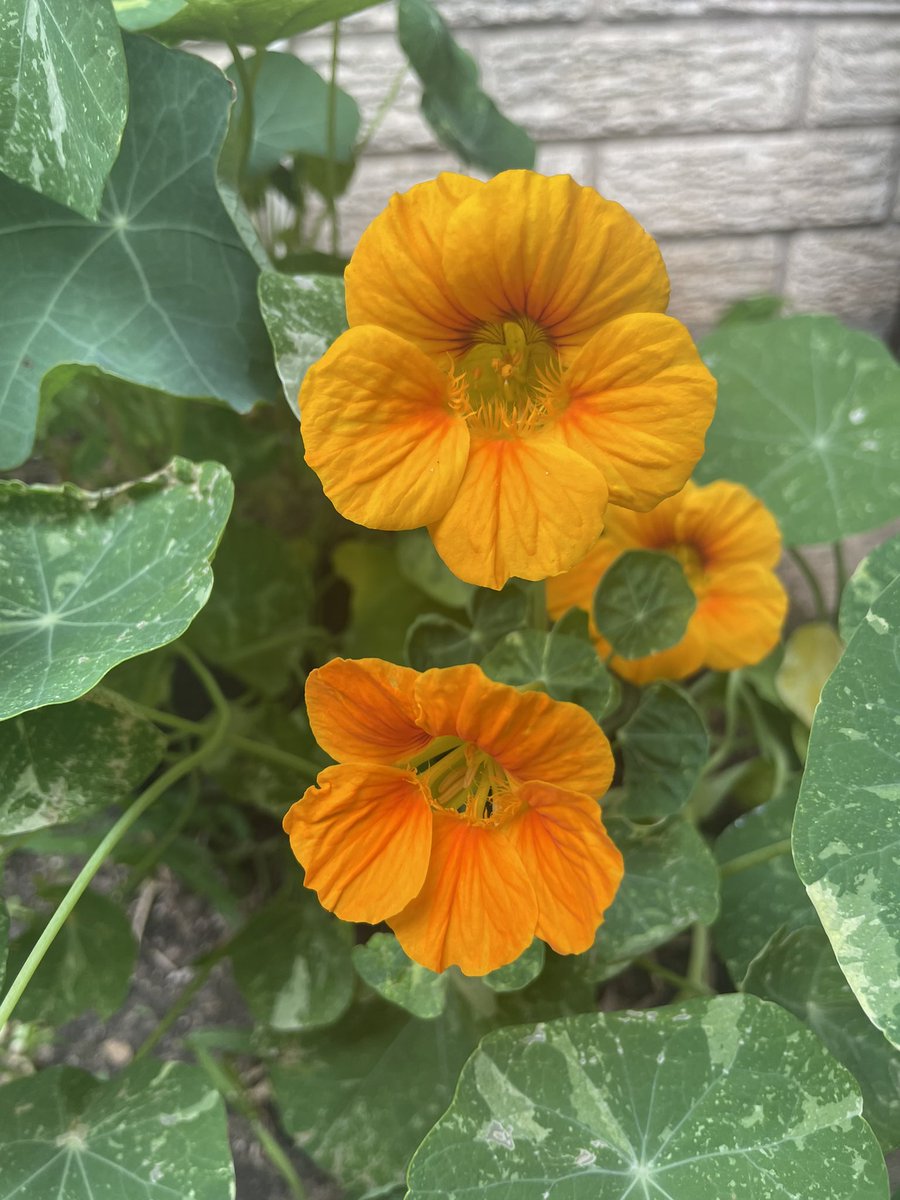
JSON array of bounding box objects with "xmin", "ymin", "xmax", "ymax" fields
[{"xmin": 409, "ymin": 739, "xmax": 513, "ymax": 824}]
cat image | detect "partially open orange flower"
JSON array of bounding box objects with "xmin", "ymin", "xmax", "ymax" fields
[
  {"xmin": 300, "ymin": 171, "xmax": 717, "ymax": 589},
  {"xmin": 283, "ymin": 657, "xmax": 623, "ymax": 975},
  {"xmin": 548, "ymin": 480, "xmax": 788, "ymax": 684}
]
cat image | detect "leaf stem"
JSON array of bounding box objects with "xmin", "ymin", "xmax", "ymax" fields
[
  {"xmin": 115, "ymin": 697, "xmax": 208, "ymax": 735},
  {"xmin": 231, "ymin": 735, "xmax": 321, "ymax": 780},
  {"xmin": 132, "ymin": 958, "xmax": 218, "ymax": 1063},
  {"xmin": 831, "ymin": 541, "xmax": 848, "ymax": 620},
  {"xmin": 635, "ymin": 956, "xmax": 713, "ymax": 997},
  {"xmin": 227, "ymin": 41, "xmax": 256, "ymax": 187},
  {"xmin": 0, "ymin": 700, "xmax": 230, "ymax": 1034},
  {"xmin": 192, "ymin": 1044, "xmax": 308, "ymax": 1200},
  {"xmin": 704, "ymin": 668, "xmax": 743, "ymax": 774},
  {"xmin": 787, "ymin": 547, "xmax": 828, "ymax": 623},
  {"xmin": 356, "ymin": 63, "xmax": 408, "ymax": 156},
  {"xmin": 527, "ymin": 579, "xmax": 547, "ymax": 633},
  {"xmin": 683, "ymin": 922, "xmax": 711, "ymax": 997},
  {"xmin": 719, "ymin": 837, "xmax": 792, "ymax": 879}
]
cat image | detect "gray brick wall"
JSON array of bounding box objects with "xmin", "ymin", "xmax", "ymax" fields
[{"xmin": 285, "ymin": 0, "xmax": 900, "ymax": 336}]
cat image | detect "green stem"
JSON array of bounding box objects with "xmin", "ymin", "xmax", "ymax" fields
[
  {"xmin": 704, "ymin": 668, "xmax": 743, "ymax": 774},
  {"xmin": 635, "ymin": 956, "xmax": 713, "ymax": 997},
  {"xmin": 832, "ymin": 541, "xmax": 848, "ymax": 621},
  {"xmin": 0, "ymin": 703, "xmax": 230, "ymax": 1033},
  {"xmin": 114, "ymin": 697, "xmax": 207, "ymax": 736},
  {"xmin": 355, "ymin": 63, "xmax": 407, "ymax": 155},
  {"xmin": 527, "ymin": 579, "xmax": 547, "ymax": 633},
  {"xmin": 719, "ymin": 837, "xmax": 792, "ymax": 879},
  {"xmin": 740, "ymin": 683, "xmax": 793, "ymax": 800},
  {"xmin": 231, "ymin": 735, "xmax": 321, "ymax": 780},
  {"xmin": 683, "ymin": 923, "xmax": 711, "ymax": 997},
  {"xmin": 326, "ymin": 20, "xmax": 341, "ymax": 256},
  {"xmin": 227, "ymin": 42, "xmax": 256, "ymax": 187},
  {"xmin": 787, "ymin": 547, "xmax": 828, "ymax": 623},
  {"xmin": 132, "ymin": 959, "xmax": 217, "ymax": 1063},
  {"xmin": 193, "ymin": 1045, "xmax": 307, "ymax": 1200},
  {"xmin": 121, "ymin": 778, "xmax": 200, "ymax": 896}
]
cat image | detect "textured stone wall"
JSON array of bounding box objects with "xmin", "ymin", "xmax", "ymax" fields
[{"xmin": 288, "ymin": 0, "xmax": 900, "ymax": 337}]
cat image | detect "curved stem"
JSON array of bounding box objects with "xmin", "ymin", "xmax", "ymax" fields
[
  {"xmin": 231, "ymin": 735, "xmax": 321, "ymax": 780},
  {"xmin": 705, "ymin": 668, "xmax": 743, "ymax": 774},
  {"xmin": 719, "ymin": 837, "xmax": 792, "ymax": 879},
  {"xmin": 787, "ymin": 547, "xmax": 828, "ymax": 623},
  {"xmin": 0, "ymin": 699, "xmax": 230, "ymax": 1034},
  {"xmin": 635, "ymin": 956, "xmax": 713, "ymax": 997},
  {"xmin": 831, "ymin": 541, "xmax": 848, "ymax": 621}
]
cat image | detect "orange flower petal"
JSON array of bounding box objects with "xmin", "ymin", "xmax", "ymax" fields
[
  {"xmin": 414, "ymin": 664, "xmax": 615, "ymax": 797},
  {"xmin": 504, "ymin": 783, "xmax": 623, "ymax": 954},
  {"xmin": 442, "ymin": 172, "xmax": 669, "ymax": 354},
  {"xmin": 695, "ymin": 564, "xmax": 788, "ymax": 671},
  {"xmin": 305, "ymin": 658, "xmax": 431, "ymax": 765},
  {"xmin": 388, "ymin": 811, "xmax": 537, "ymax": 975},
  {"xmin": 677, "ymin": 481, "xmax": 782, "ymax": 571},
  {"xmin": 283, "ymin": 764, "xmax": 432, "ymax": 924},
  {"xmin": 546, "ymin": 525, "xmax": 633, "ymax": 621},
  {"xmin": 300, "ymin": 326, "xmax": 469, "ymax": 530},
  {"xmin": 555, "ymin": 314, "xmax": 716, "ymax": 511},
  {"xmin": 344, "ymin": 173, "xmax": 483, "ymax": 356},
  {"xmin": 428, "ymin": 432, "xmax": 608, "ymax": 590}
]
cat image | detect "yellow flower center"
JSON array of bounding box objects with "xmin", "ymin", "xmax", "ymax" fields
[
  {"xmin": 665, "ymin": 542, "xmax": 706, "ymax": 589},
  {"xmin": 449, "ymin": 317, "xmax": 565, "ymax": 439},
  {"xmin": 414, "ymin": 739, "xmax": 516, "ymax": 824}
]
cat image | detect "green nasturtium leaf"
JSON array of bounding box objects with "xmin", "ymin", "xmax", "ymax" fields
[
  {"xmin": 744, "ymin": 924, "xmax": 900, "ymax": 1150},
  {"xmin": 482, "ymin": 628, "xmax": 619, "ymax": 723},
  {"xmin": 186, "ymin": 520, "xmax": 313, "ymax": 697},
  {"xmin": 714, "ymin": 783, "xmax": 816, "ymax": 986},
  {"xmin": 0, "ymin": 1059, "xmax": 234, "ymax": 1199},
  {"xmin": 840, "ymin": 532, "xmax": 900, "ymax": 642},
  {"xmin": 113, "ymin": 0, "xmax": 186, "ymax": 29},
  {"xmin": 0, "ymin": 694, "xmax": 164, "ymax": 835},
  {"xmin": 0, "ymin": 0, "xmax": 127, "ymax": 220},
  {"xmin": 406, "ymin": 586, "xmax": 528, "ymax": 670},
  {"xmin": 717, "ymin": 293, "xmax": 784, "ymax": 328},
  {"xmin": 3, "ymin": 889, "xmax": 136, "ymax": 1025},
  {"xmin": 592, "ymin": 549, "xmax": 695, "ymax": 660},
  {"xmin": 579, "ymin": 816, "xmax": 719, "ymax": 982},
  {"xmin": 352, "ymin": 933, "xmax": 448, "ymax": 1020},
  {"xmin": 618, "ymin": 682, "xmax": 709, "ymax": 818},
  {"xmin": 396, "ymin": 529, "xmax": 474, "ymax": 610},
  {"xmin": 229, "ymin": 886, "xmax": 354, "ymax": 1032},
  {"xmin": 793, "ymin": 574, "xmax": 900, "ymax": 1050},
  {"xmin": 775, "ymin": 621, "xmax": 844, "ymax": 726},
  {"xmin": 258, "ymin": 271, "xmax": 348, "ymax": 414},
  {"xmin": 483, "ymin": 940, "xmax": 545, "ymax": 993},
  {"xmin": 398, "ymin": 0, "xmax": 534, "ymax": 174},
  {"xmin": 699, "ymin": 316, "xmax": 900, "ymax": 545},
  {"xmin": 150, "ymin": 0, "xmax": 386, "ymax": 42},
  {"xmin": 406, "ymin": 994, "xmax": 889, "ymax": 1200},
  {"xmin": 227, "ymin": 52, "xmax": 360, "ymax": 177},
  {"xmin": 270, "ymin": 989, "xmax": 485, "ymax": 1197},
  {"xmin": 0, "ymin": 33, "xmax": 277, "ymax": 471},
  {"xmin": 0, "ymin": 458, "xmax": 233, "ymax": 721}
]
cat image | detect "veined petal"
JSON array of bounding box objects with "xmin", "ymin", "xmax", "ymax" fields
[
  {"xmin": 442, "ymin": 172, "xmax": 669, "ymax": 354},
  {"xmin": 306, "ymin": 658, "xmax": 431, "ymax": 765},
  {"xmin": 429, "ymin": 433, "xmax": 608, "ymax": 590},
  {"xmin": 556, "ymin": 314, "xmax": 716, "ymax": 511},
  {"xmin": 676, "ymin": 481, "xmax": 782, "ymax": 570},
  {"xmin": 695, "ymin": 563, "xmax": 788, "ymax": 671},
  {"xmin": 283, "ymin": 764, "xmax": 432, "ymax": 924},
  {"xmin": 388, "ymin": 811, "xmax": 537, "ymax": 975},
  {"xmin": 345, "ymin": 173, "xmax": 483, "ymax": 355},
  {"xmin": 504, "ymin": 783, "xmax": 623, "ymax": 955},
  {"xmin": 414, "ymin": 663, "xmax": 615, "ymax": 797},
  {"xmin": 300, "ymin": 326, "xmax": 469, "ymax": 530}
]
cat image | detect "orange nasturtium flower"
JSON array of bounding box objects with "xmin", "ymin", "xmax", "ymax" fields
[
  {"xmin": 299, "ymin": 170, "xmax": 716, "ymax": 589},
  {"xmin": 548, "ymin": 479, "xmax": 788, "ymax": 685},
  {"xmin": 282, "ymin": 657, "xmax": 623, "ymax": 976}
]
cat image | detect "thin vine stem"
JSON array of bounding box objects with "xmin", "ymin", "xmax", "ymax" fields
[
  {"xmin": 831, "ymin": 540, "xmax": 848, "ymax": 621},
  {"xmin": 326, "ymin": 20, "xmax": 341, "ymax": 256},
  {"xmin": 787, "ymin": 546, "xmax": 828, "ymax": 623},
  {"xmin": 704, "ymin": 668, "xmax": 743, "ymax": 774},
  {"xmin": 636, "ymin": 956, "xmax": 713, "ymax": 997},
  {"xmin": 0, "ymin": 701, "xmax": 230, "ymax": 1034},
  {"xmin": 683, "ymin": 922, "xmax": 711, "ymax": 997},
  {"xmin": 231, "ymin": 735, "xmax": 321, "ymax": 780},
  {"xmin": 719, "ymin": 837, "xmax": 792, "ymax": 879}
]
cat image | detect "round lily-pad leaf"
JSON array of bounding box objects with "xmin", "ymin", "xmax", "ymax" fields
[
  {"xmin": 0, "ymin": 458, "xmax": 233, "ymax": 721},
  {"xmin": 840, "ymin": 532, "xmax": 900, "ymax": 643},
  {"xmin": 0, "ymin": 694, "xmax": 164, "ymax": 835},
  {"xmin": 0, "ymin": 1059, "xmax": 234, "ymax": 1199},
  {"xmin": 483, "ymin": 940, "xmax": 545, "ymax": 993},
  {"xmin": 793, "ymin": 573, "xmax": 900, "ymax": 1050},
  {"xmin": 405, "ymin": 584, "xmax": 528, "ymax": 670},
  {"xmin": 352, "ymin": 933, "xmax": 448, "ymax": 1020},
  {"xmin": 482, "ymin": 628, "xmax": 619, "ymax": 723},
  {"xmin": 699, "ymin": 316, "xmax": 900, "ymax": 545},
  {"xmin": 407, "ymin": 994, "xmax": 888, "ymax": 1200},
  {"xmin": 744, "ymin": 924, "xmax": 900, "ymax": 1150},
  {"xmin": 618, "ymin": 682, "xmax": 709, "ymax": 818},
  {"xmin": 592, "ymin": 549, "xmax": 695, "ymax": 660},
  {"xmin": 258, "ymin": 272, "xmax": 348, "ymax": 415}
]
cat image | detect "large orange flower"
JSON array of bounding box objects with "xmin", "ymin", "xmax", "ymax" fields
[
  {"xmin": 283, "ymin": 657, "xmax": 622, "ymax": 976},
  {"xmin": 547, "ymin": 480, "xmax": 788, "ymax": 684},
  {"xmin": 299, "ymin": 171, "xmax": 716, "ymax": 589}
]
